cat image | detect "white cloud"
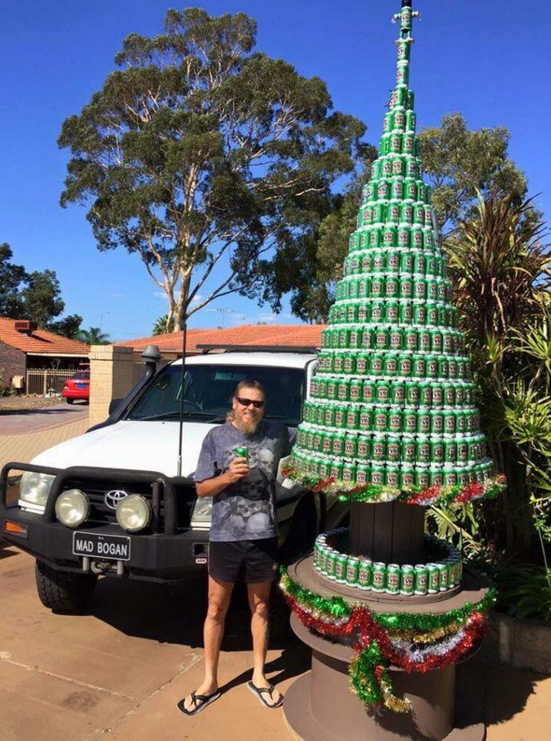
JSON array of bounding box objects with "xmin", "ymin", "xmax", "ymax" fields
[{"xmin": 153, "ymin": 291, "xmax": 169, "ymax": 303}]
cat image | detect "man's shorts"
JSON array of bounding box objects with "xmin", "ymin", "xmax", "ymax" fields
[{"xmin": 208, "ymin": 537, "xmax": 279, "ymax": 584}]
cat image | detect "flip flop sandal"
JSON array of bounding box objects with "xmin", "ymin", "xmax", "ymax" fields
[
  {"xmin": 247, "ymin": 681, "xmax": 284, "ymax": 709},
  {"xmin": 177, "ymin": 690, "xmax": 221, "ymax": 716}
]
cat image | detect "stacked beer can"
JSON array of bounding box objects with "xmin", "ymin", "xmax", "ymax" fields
[{"xmin": 290, "ymin": 8, "xmax": 495, "ymax": 494}]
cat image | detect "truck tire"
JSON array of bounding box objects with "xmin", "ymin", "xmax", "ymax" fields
[{"xmin": 35, "ymin": 560, "xmax": 97, "ymax": 612}]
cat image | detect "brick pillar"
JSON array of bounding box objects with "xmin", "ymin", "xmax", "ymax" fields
[{"xmin": 89, "ymin": 345, "xmax": 139, "ymax": 428}]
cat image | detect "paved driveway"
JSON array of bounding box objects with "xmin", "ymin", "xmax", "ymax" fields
[{"xmin": 0, "ymin": 402, "xmax": 89, "ymax": 436}]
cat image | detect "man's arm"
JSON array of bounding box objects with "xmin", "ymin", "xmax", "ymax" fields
[{"xmin": 196, "ymin": 457, "xmax": 249, "ymax": 498}]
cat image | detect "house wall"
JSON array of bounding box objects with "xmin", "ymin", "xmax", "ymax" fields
[
  {"xmin": 88, "ymin": 345, "xmax": 148, "ymax": 427},
  {"xmin": 0, "ymin": 342, "xmax": 26, "ymax": 390}
]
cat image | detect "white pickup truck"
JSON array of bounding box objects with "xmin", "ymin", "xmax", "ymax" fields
[{"xmin": 0, "ymin": 347, "xmax": 347, "ymax": 612}]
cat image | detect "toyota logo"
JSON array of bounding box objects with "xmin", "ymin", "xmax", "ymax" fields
[{"xmin": 104, "ymin": 490, "xmax": 129, "ymax": 509}]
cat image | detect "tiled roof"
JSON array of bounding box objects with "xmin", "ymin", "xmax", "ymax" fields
[
  {"xmin": 0, "ymin": 318, "xmax": 89, "ymax": 355},
  {"xmin": 116, "ymin": 324, "xmax": 325, "ymax": 354}
]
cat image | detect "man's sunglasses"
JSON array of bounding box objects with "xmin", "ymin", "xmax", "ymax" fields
[{"xmin": 236, "ymin": 396, "xmax": 265, "ymax": 409}]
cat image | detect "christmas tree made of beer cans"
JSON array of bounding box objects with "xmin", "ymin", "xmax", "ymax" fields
[{"xmin": 289, "ymin": 2, "xmax": 501, "ymax": 506}]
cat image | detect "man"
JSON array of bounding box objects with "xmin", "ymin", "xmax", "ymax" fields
[{"xmin": 179, "ymin": 379, "xmax": 292, "ymax": 715}]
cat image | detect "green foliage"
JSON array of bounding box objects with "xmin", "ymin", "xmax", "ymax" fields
[
  {"xmin": 419, "ymin": 113, "xmax": 528, "ymax": 232},
  {"xmin": 152, "ymin": 315, "xmax": 170, "ymax": 336},
  {"xmin": 0, "ymin": 243, "xmax": 82, "ymax": 338},
  {"xmin": 59, "ymin": 8, "xmax": 365, "ymax": 332},
  {"xmin": 78, "ymin": 327, "xmax": 110, "ymax": 345},
  {"xmin": 279, "ymin": 116, "xmax": 527, "ymax": 322}
]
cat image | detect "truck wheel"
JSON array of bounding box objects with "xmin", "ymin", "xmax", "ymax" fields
[{"xmin": 35, "ymin": 560, "xmax": 97, "ymax": 612}]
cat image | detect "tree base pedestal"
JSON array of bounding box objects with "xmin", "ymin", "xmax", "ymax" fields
[{"xmin": 283, "ymin": 557, "xmax": 487, "ymax": 741}]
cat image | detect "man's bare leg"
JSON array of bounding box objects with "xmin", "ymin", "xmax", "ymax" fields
[
  {"xmin": 183, "ymin": 576, "xmax": 234, "ymax": 711},
  {"xmin": 247, "ymin": 580, "xmax": 282, "ymax": 706}
]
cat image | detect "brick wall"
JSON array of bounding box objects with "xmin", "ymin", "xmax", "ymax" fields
[
  {"xmin": 0, "ymin": 343, "xmax": 26, "ymax": 390},
  {"xmin": 88, "ymin": 345, "xmax": 147, "ymax": 427}
]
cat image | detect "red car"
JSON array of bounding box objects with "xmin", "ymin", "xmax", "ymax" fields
[{"xmin": 62, "ymin": 370, "xmax": 90, "ymax": 404}]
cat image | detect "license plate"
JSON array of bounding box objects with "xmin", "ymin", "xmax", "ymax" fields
[
  {"xmin": 72, "ymin": 532, "xmax": 131, "ymax": 561},
  {"xmin": 76, "ymin": 383, "xmax": 87, "ymax": 388}
]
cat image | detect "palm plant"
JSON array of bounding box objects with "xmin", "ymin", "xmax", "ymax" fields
[
  {"xmin": 78, "ymin": 326, "xmax": 110, "ymax": 345},
  {"xmin": 438, "ymin": 194, "xmax": 551, "ymax": 559},
  {"xmin": 152, "ymin": 315, "xmax": 170, "ymax": 336}
]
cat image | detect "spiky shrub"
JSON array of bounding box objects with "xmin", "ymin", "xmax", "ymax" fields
[{"xmin": 427, "ymin": 194, "xmax": 551, "ymax": 618}]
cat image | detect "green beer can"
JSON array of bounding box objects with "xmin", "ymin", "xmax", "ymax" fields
[
  {"xmin": 400, "ymin": 565, "xmax": 415, "ymax": 596},
  {"xmin": 418, "ymin": 409, "xmax": 431, "ymax": 435},
  {"xmin": 406, "ymin": 110, "xmax": 416, "ymax": 132},
  {"xmin": 427, "ymin": 303, "xmax": 438, "ymax": 326},
  {"xmin": 335, "ymin": 554, "xmax": 348, "ymax": 584},
  {"xmin": 387, "ymin": 437, "xmax": 401, "ymax": 463},
  {"xmin": 437, "ymin": 563, "xmax": 449, "ymax": 592},
  {"xmin": 404, "ymin": 327, "xmax": 418, "ymax": 352},
  {"xmin": 391, "ymin": 380, "xmax": 405, "ymax": 404},
  {"xmin": 419, "ymin": 381, "xmax": 432, "ymax": 407},
  {"xmin": 357, "ymin": 434, "xmax": 371, "ymax": 458},
  {"xmin": 405, "ymin": 157, "xmax": 418, "ymax": 178},
  {"xmin": 373, "ymin": 251, "xmax": 385, "ymax": 272},
  {"xmin": 401, "ymin": 464, "xmax": 415, "ymax": 488},
  {"xmin": 430, "ymin": 410, "xmax": 444, "ymax": 435},
  {"xmin": 426, "ymin": 356, "xmax": 438, "ymax": 378},
  {"xmin": 361, "ymin": 328, "xmax": 373, "ymax": 350},
  {"xmin": 337, "ymin": 379, "xmax": 351, "ymax": 402},
  {"xmin": 334, "ymin": 406, "xmax": 346, "ymax": 429},
  {"xmin": 431, "ymin": 330, "xmax": 443, "ymax": 355},
  {"xmin": 358, "ymin": 303, "xmax": 370, "ymax": 323},
  {"xmin": 342, "ymin": 461, "xmax": 357, "ymax": 485},
  {"xmin": 399, "ymin": 355, "xmax": 413, "ymax": 377},
  {"xmin": 414, "ymin": 565, "xmax": 428, "ymax": 595},
  {"xmin": 391, "ymin": 178, "xmax": 404, "ymax": 201},
  {"xmin": 430, "ymin": 466, "xmax": 444, "ymax": 486},
  {"xmin": 403, "ymin": 133, "xmax": 415, "ymax": 155},
  {"xmin": 330, "ymin": 459, "xmax": 344, "ymax": 482},
  {"xmin": 372, "ymin": 434, "xmax": 386, "ymax": 461},
  {"xmin": 350, "ymin": 379, "xmax": 362, "ymax": 402},
  {"xmin": 346, "ymin": 558, "xmax": 360, "ymax": 586},
  {"xmin": 416, "ymin": 437, "xmax": 431, "ymax": 465},
  {"xmin": 384, "ymin": 354, "xmax": 399, "ymax": 377},
  {"xmin": 444, "ymin": 438, "xmax": 457, "ymax": 464},
  {"xmin": 372, "ymin": 563, "xmax": 387, "ymax": 593},
  {"xmin": 392, "ymin": 156, "xmax": 405, "ymax": 176},
  {"xmin": 356, "ymin": 462, "xmax": 370, "ymax": 484},
  {"xmin": 385, "ymin": 275, "xmax": 399, "ymax": 298},
  {"xmin": 405, "ymin": 381, "xmax": 420, "ymax": 405},
  {"xmin": 401, "ymin": 437, "xmax": 417, "ymax": 462},
  {"xmin": 390, "ymin": 133, "xmax": 402, "ymax": 154},
  {"xmin": 362, "ymin": 378, "xmax": 376, "ymax": 402},
  {"xmin": 376, "ymin": 380, "xmax": 390, "ymax": 403},
  {"xmin": 400, "ymin": 302, "xmax": 413, "ymax": 325},
  {"xmin": 403, "ymin": 409, "xmax": 418, "ymax": 434},
  {"xmin": 412, "ymin": 224, "xmax": 424, "ymax": 249},
  {"xmin": 356, "ymin": 354, "xmax": 369, "ymax": 376},
  {"xmin": 322, "ymin": 433, "xmax": 333, "ymax": 455},
  {"xmin": 427, "ymin": 563, "xmax": 440, "ymax": 594},
  {"xmin": 343, "ymin": 355, "xmax": 356, "ymax": 375},
  {"xmin": 414, "ymin": 277, "xmax": 427, "ymax": 301},
  {"xmin": 444, "ymin": 411, "xmax": 457, "ymax": 434},
  {"xmin": 371, "ymin": 302, "xmax": 384, "ymax": 322},
  {"xmin": 375, "ymin": 327, "xmax": 389, "ymax": 350},
  {"xmin": 401, "ymin": 200, "xmax": 414, "ymax": 224},
  {"xmin": 374, "ymin": 408, "xmax": 388, "ymax": 433},
  {"xmin": 381, "ymin": 158, "xmax": 393, "ymax": 177},
  {"xmin": 413, "ymin": 302, "xmax": 427, "ymax": 325},
  {"xmin": 400, "ymin": 274, "xmax": 414, "ymax": 299},
  {"xmin": 389, "ymin": 328, "xmax": 403, "ymax": 350},
  {"xmin": 386, "ymin": 564, "xmax": 401, "ymax": 595},
  {"xmin": 431, "ymin": 439, "xmax": 445, "ymax": 464},
  {"xmin": 414, "ymin": 252, "xmax": 427, "ymax": 274},
  {"xmin": 389, "ymin": 409, "xmax": 403, "ymax": 433},
  {"xmin": 333, "ymin": 354, "xmax": 343, "ymax": 374},
  {"xmin": 385, "ymin": 301, "xmax": 399, "ymax": 323},
  {"xmin": 358, "ymin": 560, "xmax": 373, "ymax": 590},
  {"xmin": 413, "ymin": 356, "xmax": 426, "ymax": 378},
  {"xmin": 371, "ymin": 275, "xmax": 385, "ymax": 297},
  {"xmin": 444, "ymin": 468, "xmax": 458, "ymax": 487},
  {"xmin": 332, "ymin": 431, "xmax": 345, "ymax": 456},
  {"xmin": 404, "ymin": 177, "xmax": 417, "ymax": 201},
  {"xmin": 387, "ymin": 251, "xmax": 400, "ymax": 273},
  {"xmin": 358, "ymin": 409, "xmax": 372, "ymax": 433},
  {"xmin": 346, "ymin": 407, "xmax": 360, "ymax": 431},
  {"xmin": 325, "ymin": 550, "xmax": 337, "ymax": 580},
  {"xmin": 371, "ymin": 463, "xmax": 386, "ymax": 486},
  {"xmin": 398, "ymin": 226, "xmax": 411, "ymax": 249}
]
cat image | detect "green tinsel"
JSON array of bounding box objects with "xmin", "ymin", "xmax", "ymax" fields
[{"xmin": 280, "ymin": 569, "xmax": 496, "ymax": 632}]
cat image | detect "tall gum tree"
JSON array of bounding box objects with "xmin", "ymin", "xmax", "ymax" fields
[{"xmin": 59, "ymin": 9, "xmax": 366, "ymax": 331}]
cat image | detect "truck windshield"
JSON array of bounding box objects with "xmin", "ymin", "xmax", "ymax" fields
[{"xmin": 126, "ymin": 364, "xmax": 305, "ymax": 426}]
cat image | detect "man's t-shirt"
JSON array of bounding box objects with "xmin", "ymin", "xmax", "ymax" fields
[{"xmin": 194, "ymin": 420, "xmax": 293, "ymax": 542}]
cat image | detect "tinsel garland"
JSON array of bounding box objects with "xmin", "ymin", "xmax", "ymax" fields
[
  {"xmin": 282, "ymin": 466, "xmax": 506, "ymax": 506},
  {"xmin": 281, "ymin": 570, "xmax": 495, "ymax": 713}
]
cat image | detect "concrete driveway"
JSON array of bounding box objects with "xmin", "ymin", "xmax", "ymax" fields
[
  {"xmin": 0, "ymin": 542, "xmax": 550, "ymax": 740},
  {"xmin": 0, "ymin": 402, "xmax": 89, "ymax": 436}
]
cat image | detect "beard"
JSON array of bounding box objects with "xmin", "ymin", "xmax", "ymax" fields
[{"xmin": 228, "ymin": 410, "xmax": 262, "ymax": 436}]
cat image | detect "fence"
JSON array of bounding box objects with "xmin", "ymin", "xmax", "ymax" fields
[{"xmin": 26, "ymin": 369, "xmax": 75, "ymax": 396}]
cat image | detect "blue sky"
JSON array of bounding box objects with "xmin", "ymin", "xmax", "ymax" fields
[{"xmin": 1, "ymin": 0, "xmax": 550, "ymax": 341}]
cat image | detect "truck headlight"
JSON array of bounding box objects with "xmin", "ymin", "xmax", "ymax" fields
[
  {"xmin": 116, "ymin": 495, "xmax": 151, "ymax": 533},
  {"xmin": 191, "ymin": 498, "xmax": 213, "ymax": 526},
  {"xmin": 19, "ymin": 472, "xmax": 55, "ymax": 507},
  {"xmin": 55, "ymin": 489, "xmax": 90, "ymax": 528}
]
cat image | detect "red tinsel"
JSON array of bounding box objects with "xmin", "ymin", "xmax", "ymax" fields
[{"xmin": 452, "ymin": 482, "xmax": 484, "ymax": 504}]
